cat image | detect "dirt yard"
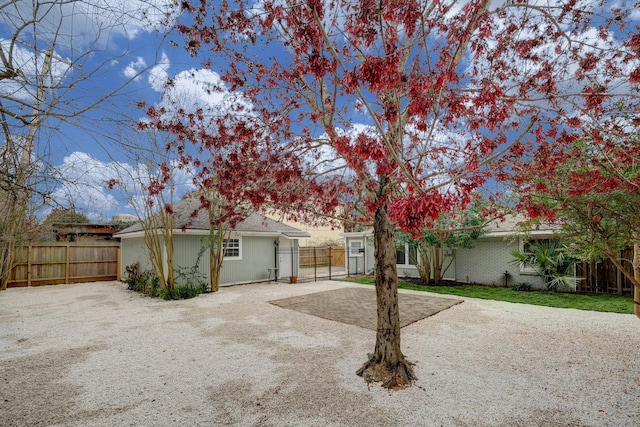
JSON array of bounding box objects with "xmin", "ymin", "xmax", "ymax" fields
[{"xmin": 1, "ymin": 280, "xmax": 639, "ymax": 426}]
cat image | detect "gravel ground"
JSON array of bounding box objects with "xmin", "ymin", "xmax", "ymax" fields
[{"xmin": 1, "ymin": 280, "xmax": 639, "ymax": 426}]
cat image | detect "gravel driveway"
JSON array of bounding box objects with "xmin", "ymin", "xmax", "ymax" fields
[{"xmin": 1, "ymin": 280, "xmax": 639, "ymax": 426}]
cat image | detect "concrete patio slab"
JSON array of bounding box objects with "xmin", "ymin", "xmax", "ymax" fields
[{"xmin": 269, "ymin": 286, "xmax": 462, "ymax": 329}]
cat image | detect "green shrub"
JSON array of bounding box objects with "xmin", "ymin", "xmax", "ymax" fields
[
  {"xmin": 510, "ymin": 240, "xmax": 579, "ymax": 291},
  {"xmin": 124, "ymin": 262, "xmax": 208, "ymax": 300},
  {"xmin": 512, "ymin": 282, "xmax": 533, "ymax": 292},
  {"xmin": 147, "ymin": 275, "xmax": 161, "ymax": 297},
  {"xmin": 123, "ymin": 262, "xmax": 161, "ymax": 297},
  {"xmin": 157, "ymin": 284, "xmax": 205, "ymax": 300}
]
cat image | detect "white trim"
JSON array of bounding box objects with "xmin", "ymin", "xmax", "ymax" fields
[
  {"xmin": 396, "ymin": 243, "xmax": 417, "ymax": 267},
  {"xmin": 484, "ymin": 229, "xmax": 557, "ymax": 239},
  {"xmin": 116, "ymin": 229, "xmax": 208, "ymax": 239},
  {"xmin": 223, "ymin": 237, "xmax": 242, "ymax": 261},
  {"xmin": 116, "ymin": 229, "xmax": 303, "ymax": 240},
  {"xmin": 341, "ymin": 230, "xmax": 372, "ymax": 238},
  {"xmin": 348, "ymin": 239, "xmax": 364, "ymax": 257}
]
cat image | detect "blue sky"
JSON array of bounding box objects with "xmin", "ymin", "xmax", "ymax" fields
[
  {"xmin": 0, "ymin": 0, "xmax": 211, "ymax": 221},
  {"xmin": 1, "ymin": 0, "xmax": 638, "ymax": 223}
]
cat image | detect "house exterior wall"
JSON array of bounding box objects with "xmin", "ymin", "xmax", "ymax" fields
[
  {"xmin": 342, "ymin": 229, "xmax": 549, "ymax": 288},
  {"xmin": 120, "ymin": 236, "xmax": 154, "ymax": 275},
  {"xmin": 344, "ymin": 234, "xmax": 457, "ymax": 281},
  {"xmin": 455, "ymin": 237, "xmax": 545, "ymax": 288},
  {"xmin": 397, "ymin": 252, "xmax": 456, "ymax": 281},
  {"xmin": 397, "ymin": 263, "xmax": 419, "ymax": 279},
  {"xmin": 173, "ymin": 234, "xmax": 210, "ymax": 285},
  {"xmin": 120, "ymin": 233, "xmax": 281, "ymax": 286},
  {"xmin": 221, "ymin": 235, "xmax": 277, "ymax": 284}
]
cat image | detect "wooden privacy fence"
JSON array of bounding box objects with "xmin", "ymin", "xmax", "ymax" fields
[
  {"xmin": 576, "ymin": 248, "xmax": 635, "ymax": 296},
  {"xmin": 7, "ymin": 243, "xmax": 120, "ymax": 287}
]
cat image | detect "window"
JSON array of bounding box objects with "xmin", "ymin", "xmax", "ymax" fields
[
  {"xmin": 224, "ymin": 238, "xmax": 241, "ymax": 260},
  {"xmin": 519, "ymin": 238, "xmax": 551, "ymax": 274},
  {"xmin": 349, "ymin": 240, "xmax": 363, "ymax": 257},
  {"xmin": 523, "ymin": 238, "xmax": 551, "ymax": 255},
  {"xmin": 396, "ymin": 244, "xmax": 417, "ymax": 266}
]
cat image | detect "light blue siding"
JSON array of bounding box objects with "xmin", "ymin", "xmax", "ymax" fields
[
  {"xmin": 220, "ymin": 236, "xmax": 276, "ymax": 284},
  {"xmin": 120, "ymin": 236, "xmax": 154, "ymax": 276},
  {"xmin": 172, "ymin": 234, "xmax": 278, "ymax": 285},
  {"xmin": 120, "ymin": 233, "xmax": 279, "ymax": 286},
  {"xmin": 173, "ymin": 234, "xmax": 210, "ymax": 286}
]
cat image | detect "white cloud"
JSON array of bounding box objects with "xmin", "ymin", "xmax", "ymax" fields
[
  {"xmin": 161, "ymin": 68, "xmax": 229, "ymax": 111},
  {"xmin": 50, "ymin": 152, "xmax": 124, "ymax": 221},
  {"xmin": 123, "ymin": 56, "xmax": 147, "ymax": 80},
  {"xmin": 0, "ymin": 39, "xmax": 71, "ymax": 101},
  {"xmin": 462, "ymin": 1, "xmax": 639, "ymax": 119},
  {"xmin": 1, "ymin": 0, "xmax": 178, "ymax": 51},
  {"xmin": 151, "ymin": 59, "xmax": 231, "ymax": 110},
  {"xmin": 50, "ymin": 151, "xmax": 195, "ymax": 222},
  {"xmin": 148, "ymin": 52, "xmax": 171, "ymax": 91},
  {"xmin": 148, "ymin": 55, "xmax": 256, "ymax": 134}
]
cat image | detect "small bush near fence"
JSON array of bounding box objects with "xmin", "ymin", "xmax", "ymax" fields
[{"xmin": 123, "ymin": 262, "xmax": 209, "ymax": 300}]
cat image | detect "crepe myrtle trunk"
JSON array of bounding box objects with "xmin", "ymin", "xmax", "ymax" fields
[
  {"xmin": 356, "ymin": 197, "xmax": 416, "ymax": 388},
  {"xmin": 634, "ymin": 242, "xmax": 640, "ymax": 319}
]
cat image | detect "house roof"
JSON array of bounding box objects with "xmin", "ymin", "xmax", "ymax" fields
[
  {"xmin": 339, "ymin": 215, "xmax": 558, "ymax": 239},
  {"xmin": 114, "ymin": 198, "xmax": 311, "ymax": 239},
  {"xmin": 483, "ymin": 214, "xmax": 558, "ymax": 238}
]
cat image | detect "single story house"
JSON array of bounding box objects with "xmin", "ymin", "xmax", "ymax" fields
[
  {"xmin": 342, "ymin": 216, "xmax": 560, "ymax": 289},
  {"xmin": 114, "ymin": 198, "xmax": 311, "ymax": 286}
]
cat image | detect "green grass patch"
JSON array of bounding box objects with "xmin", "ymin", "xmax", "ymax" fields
[{"xmin": 344, "ymin": 277, "xmax": 634, "ymax": 314}]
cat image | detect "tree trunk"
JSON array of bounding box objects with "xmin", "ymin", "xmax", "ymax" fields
[
  {"xmin": 209, "ymin": 236, "xmax": 222, "ymax": 293},
  {"xmin": 208, "ymin": 216, "xmax": 226, "ymax": 293},
  {"xmin": 416, "ymin": 244, "xmax": 431, "ymax": 285},
  {"xmin": 433, "ymin": 246, "xmax": 442, "ymax": 284},
  {"xmin": 356, "ymin": 201, "xmax": 416, "ymax": 389},
  {"xmin": 634, "ymin": 243, "xmax": 640, "ymax": 319},
  {"xmin": 0, "ymin": 240, "xmax": 15, "ymax": 290}
]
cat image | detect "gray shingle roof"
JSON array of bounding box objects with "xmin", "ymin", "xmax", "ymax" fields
[
  {"xmin": 114, "ymin": 198, "xmax": 310, "ymax": 239},
  {"xmin": 483, "ymin": 214, "xmax": 558, "ymax": 237}
]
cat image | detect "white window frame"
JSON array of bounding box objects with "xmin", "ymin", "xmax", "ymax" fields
[
  {"xmin": 349, "ymin": 240, "xmax": 364, "ymax": 257},
  {"xmin": 223, "ymin": 237, "xmax": 242, "ymax": 260},
  {"xmin": 518, "ymin": 237, "xmax": 550, "ymax": 275},
  {"xmin": 396, "ymin": 243, "xmax": 417, "ymax": 267}
]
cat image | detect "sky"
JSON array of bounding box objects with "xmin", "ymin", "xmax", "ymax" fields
[
  {"xmin": 0, "ymin": 0, "xmax": 638, "ymax": 223},
  {"xmin": 0, "ymin": 0, "xmax": 209, "ymax": 221}
]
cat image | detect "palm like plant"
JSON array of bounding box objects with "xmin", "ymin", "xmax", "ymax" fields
[{"xmin": 510, "ymin": 240, "xmax": 579, "ymax": 291}]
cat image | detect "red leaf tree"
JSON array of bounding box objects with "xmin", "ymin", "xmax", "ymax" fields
[
  {"xmin": 511, "ymin": 109, "xmax": 640, "ymax": 316},
  {"xmin": 167, "ymin": 0, "xmax": 638, "ymax": 388}
]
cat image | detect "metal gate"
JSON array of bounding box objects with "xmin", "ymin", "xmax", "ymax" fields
[{"xmin": 297, "ymin": 246, "xmax": 347, "ymax": 282}]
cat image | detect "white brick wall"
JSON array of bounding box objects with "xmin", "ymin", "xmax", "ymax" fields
[{"xmin": 456, "ymin": 237, "xmax": 545, "ymax": 288}]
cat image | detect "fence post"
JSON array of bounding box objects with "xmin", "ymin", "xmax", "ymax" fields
[
  {"xmin": 27, "ymin": 244, "xmax": 32, "ymax": 287},
  {"xmin": 313, "ymin": 246, "xmax": 317, "ymax": 282},
  {"xmin": 117, "ymin": 246, "xmax": 121, "ymax": 281},
  {"xmin": 346, "ymin": 244, "xmax": 350, "ymax": 277},
  {"xmin": 328, "ymin": 246, "xmax": 332, "ymax": 280},
  {"xmin": 65, "ymin": 244, "xmax": 71, "ymax": 284}
]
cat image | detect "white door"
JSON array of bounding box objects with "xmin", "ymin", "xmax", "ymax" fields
[{"xmin": 278, "ymin": 239, "xmax": 293, "ymax": 278}]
